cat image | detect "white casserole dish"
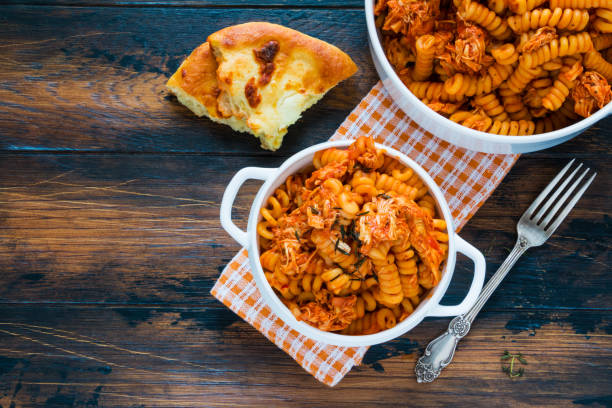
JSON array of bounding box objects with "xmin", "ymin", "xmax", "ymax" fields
[
  {"xmin": 220, "ymin": 140, "xmax": 486, "ymax": 347},
  {"xmin": 365, "ymin": 0, "xmax": 612, "ymax": 154}
]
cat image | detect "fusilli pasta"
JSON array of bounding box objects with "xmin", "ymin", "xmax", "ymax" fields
[
  {"xmin": 375, "ymin": 0, "xmax": 612, "ymax": 135},
  {"xmin": 258, "ymin": 137, "xmax": 448, "ymax": 334}
]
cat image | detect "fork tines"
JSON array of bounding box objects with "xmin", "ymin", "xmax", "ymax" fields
[{"xmin": 521, "ymin": 159, "xmax": 597, "ymax": 236}]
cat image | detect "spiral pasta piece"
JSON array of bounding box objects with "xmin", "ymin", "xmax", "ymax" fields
[
  {"xmin": 349, "ymin": 170, "xmax": 378, "ymax": 198},
  {"xmin": 509, "ymin": 0, "xmax": 546, "ymax": 13},
  {"xmin": 449, "ymin": 110, "xmax": 494, "ymax": 131},
  {"xmin": 503, "ymin": 94, "xmax": 533, "ymax": 120},
  {"xmin": 524, "ymin": 77, "xmax": 554, "ymax": 107},
  {"xmin": 491, "ymin": 44, "xmax": 519, "ymax": 65},
  {"xmin": 408, "ymin": 81, "xmax": 464, "ymax": 102},
  {"xmin": 508, "ymin": 8, "xmax": 590, "ymax": 34},
  {"xmin": 472, "ymin": 93, "xmax": 510, "ymax": 121},
  {"xmin": 519, "ymin": 32, "xmax": 593, "ymax": 68},
  {"xmin": 534, "ymin": 99, "xmax": 579, "ymax": 131},
  {"xmin": 340, "ymin": 313, "xmax": 379, "ymax": 335},
  {"xmin": 313, "ymin": 148, "xmax": 349, "ymax": 169},
  {"xmin": 488, "ymin": 119, "xmax": 537, "ymax": 134},
  {"xmin": 594, "ymin": 8, "xmax": 612, "ymax": 33},
  {"xmin": 260, "ymin": 249, "xmax": 281, "ymax": 273},
  {"xmin": 373, "ymin": 262, "xmax": 404, "ymax": 307},
  {"xmin": 488, "ymin": 0, "xmax": 508, "ymax": 14},
  {"xmin": 593, "ymin": 33, "xmax": 612, "ymax": 50},
  {"xmin": 376, "ymin": 308, "xmax": 397, "ymax": 329},
  {"xmin": 506, "ymin": 64, "xmax": 544, "ymax": 95},
  {"xmin": 413, "ymin": 35, "xmax": 436, "ymax": 81},
  {"xmin": 311, "ymin": 230, "xmax": 357, "ymax": 269},
  {"xmin": 584, "ymin": 50, "xmax": 612, "ymax": 81},
  {"xmin": 320, "ymin": 267, "xmax": 352, "ymax": 295},
  {"xmin": 444, "ymin": 64, "xmax": 514, "ymax": 97},
  {"xmin": 541, "ymin": 57, "xmax": 564, "ymax": 71},
  {"xmin": 460, "ymin": 0, "xmax": 512, "ymax": 40},
  {"xmin": 400, "ymin": 273, "xmax": 420, "ymax": 298},
  {"xmin": 549, "ymin": 0, "xmax": 612, "ymax": 8},
  {"xmin": 375, "ymin": 173, "xmax": 419, "ymax": 199},
  {"xmin": 542, "ymin": 57, "xmax": 584, "ymax": 110}
]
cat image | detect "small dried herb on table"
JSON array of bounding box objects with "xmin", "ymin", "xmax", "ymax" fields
[{"xmin": 501, "ymin": 350, "xmax": 527, "ymax": 379}]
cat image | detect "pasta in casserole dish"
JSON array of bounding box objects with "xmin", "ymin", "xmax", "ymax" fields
[{"xmin": 257, "ymin": 137, "xmax": 448, "ymax": 335}]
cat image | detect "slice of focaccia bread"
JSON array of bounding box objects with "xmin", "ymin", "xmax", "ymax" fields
[
  {"xmin": 167, "ymin": 22, "xmax": 357, "ymax": 151},
  {"xmin": 166, "ymin": 42, "xmax": 250, "ymax": 135}
]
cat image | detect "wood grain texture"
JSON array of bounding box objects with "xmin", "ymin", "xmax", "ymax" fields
[
  {"xmin": 2, "ymin": 0, "xmax": 363, "ymax": 6},
  {"xmin": 0, "ymin": 305, "xmax": 609, "ymax": 407},
  {"xmin": 0, "ymin": 1, "xmax": 610, "ymax": 406},
  {"xmin": 0, "ymin": 6, "xmax": 375, "ymax": 155}
]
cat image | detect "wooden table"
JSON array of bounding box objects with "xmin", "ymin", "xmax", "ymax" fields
[{"xmin": 0, "ymin": 1, "xmax": 610, "ymax": 406}]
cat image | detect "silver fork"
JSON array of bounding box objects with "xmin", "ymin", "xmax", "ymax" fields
[{"xmin": 415, "ymin": 160, "xmax": 597, "ymax": 383}]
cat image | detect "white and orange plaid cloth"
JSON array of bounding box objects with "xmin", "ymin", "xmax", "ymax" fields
[{"xmin": 211, "ymin": 82, "xmax": 519, "ymax": 386}]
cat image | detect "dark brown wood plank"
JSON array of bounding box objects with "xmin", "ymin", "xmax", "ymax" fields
[
  {"xmin": 0, "ymin": 149, "xmax": 609, "ymax": 313},
  {"xmin": 0, "ymin": 305, "xmax": 609, "ymax": 407},
  {"xmin": 0, "ymin": 6, "xmax": 375, "ymax": 154},
  {"xmin": 2, "ymin": 0, "xmax": 363, "ymax": 6}
]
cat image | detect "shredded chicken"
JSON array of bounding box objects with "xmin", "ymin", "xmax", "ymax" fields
[
  {"xmin": 347, "ymin": 136, "xmax": 385, "ymax": 170},
  {"xmin": 358, "ymin": 197, "xmax": 401, "ymax": 254},
  {"xmin": 395, "ymin": 196, "xmax": 444, "ymax": 281},
  {"xmin": 298, "ymin": 291, "xmax": 357, "ymax": 331},
  {"xmin": 462, "ymin": 108, "xmax": 492, "ymax": 131},
  {"xmin": 305, "ymin": 161, "xmax": 348, "ymax": 189},
  {"xmin": 571, "ymin": 71, "xmax": 612, "ymax": 117},
  {"xmin": 380, "ymin": 0, "xmax": 440, "ymax": 45},
  {"xmin": 519, "ymin": 27, "xmax": 558, "ymax": 53},
  {"xmin": 357, "ymin": 196, "xmax": 444, "ymax": 285},
  {"xmin": 384, "ymin": 37, "xmax": 415, "ymax": 71},
  {"xmin": 438, "ymin": 21, "xmax": 493, "ymax": 75},
  {"xmin": 426, "ymin": 100, "xmax": 462, "ymax": 115}
]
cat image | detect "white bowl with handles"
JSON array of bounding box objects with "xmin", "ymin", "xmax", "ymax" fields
[
  {"xmin": 365, "ymin": 0, "xmax": 612, "ymax": 154},
  {"xmin": 220, "ymin": 140, "xmax": 486, "ymax": 346}
]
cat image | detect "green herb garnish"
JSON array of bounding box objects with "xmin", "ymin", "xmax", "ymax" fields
[
  {"xmin": 353, "ymin": 256, "xmax": 366, "ymax": 270},
  {"xmin": 356, "ymin": 211, "xmax": 369, "ymax": 216},
  {"xmin": 501, "ymin": 351, "xmax": 526, "ymax": 379},
  {"xmin": 377, "ymin": 193, "xmax": 391, "ymax": 199},
  {"xmin": 355, "ymin": 162, "xmax": 372, "ymax": 173},
  {"xmin": 331, "ymin": 218, "xmax": 339, "ymax": 231},
  {"xmin": 310, "ymin": 206, "xmax": 319, "ymax": 215},
  {"xmin": 294, "ymin": 230, "xmax": 300, "ymax": 242}
]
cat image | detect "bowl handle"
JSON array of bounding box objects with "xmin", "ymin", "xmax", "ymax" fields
[
  {"xmin": 220, "ymin": 167, "xmax": 276, "ymax": 248},
  {"xmin": 426, "ymin": 235, "xmax": 486, "ymax": 317}
]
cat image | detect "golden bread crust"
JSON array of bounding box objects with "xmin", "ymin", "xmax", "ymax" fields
[
  {"xmin": 166, "ymin": 42, "xmax": 221, "ymax": 118},
  {"xmin": 207, "ymin": 22, "xmax": 358, "ymax": 92}
]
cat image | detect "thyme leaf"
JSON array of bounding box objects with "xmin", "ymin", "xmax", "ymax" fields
[
  {"xmin": 377, "ymin": 193, "xmax": 391, "ymax": 199},
  {"xmin": 356, "ymin": 211, "xmax": 370, "ymax": 216},
  {"xmin": 501, "ymin": 351, "xmax": 527, "ymax": 379},
  {"xmin": 353, "ymin": 256, "xmax": 366, "ymax": 270},
  {"xmin": 309, "ymin": 206, "xmax": 319, "ymax": 215}
]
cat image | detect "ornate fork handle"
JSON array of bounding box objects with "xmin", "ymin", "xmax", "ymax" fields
[{"xmin": 415, "ymin": 236, "xmax": 530, "ymax": 383}]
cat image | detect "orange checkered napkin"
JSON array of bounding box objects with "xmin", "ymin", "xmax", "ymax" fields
[{"xmin": 211, "ymin": 82, "xmax": 519, "ymax": 386}]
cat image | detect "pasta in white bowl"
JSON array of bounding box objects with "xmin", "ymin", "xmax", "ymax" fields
[{"xmin": 220, "ymin": 137, "xmax": 486, "ymax": 347}]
